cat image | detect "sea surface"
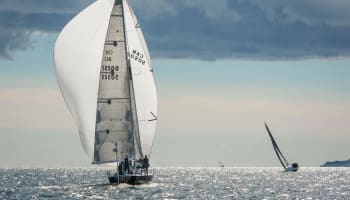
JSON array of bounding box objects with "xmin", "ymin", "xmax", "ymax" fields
[{"xmin": 1, "ymin": 167, "xmax": 349, "ymax": 199}]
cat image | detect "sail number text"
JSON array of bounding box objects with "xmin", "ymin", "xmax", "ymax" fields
[
  {"xmin": 100, "ymin": 65, "xmax": 119, "ymax": 80},
  {"xmin": 128, "ymin": 49, "xmax": 146, "ymax": 65}
]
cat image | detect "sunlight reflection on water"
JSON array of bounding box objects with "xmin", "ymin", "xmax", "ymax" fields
[{"xmin": 0, "ymin": 167, "xmax": 349, "ymax": 199}]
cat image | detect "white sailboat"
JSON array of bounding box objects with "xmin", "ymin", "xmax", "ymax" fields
[
  {"xmin": 54, "ymin": 0, "xmax": 158, "ymax": 184},
  {"xmin": 219, "ymin": 160, "xmax": 224, "ymax": 168},
  {"xmin": 264, "ymin": 122, "xmax": 299, "ymax": 172}
]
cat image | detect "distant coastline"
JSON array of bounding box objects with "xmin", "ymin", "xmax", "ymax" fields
[{"xmin": 320, "ymin": 159, "xmax": 350, "ymax": 167}]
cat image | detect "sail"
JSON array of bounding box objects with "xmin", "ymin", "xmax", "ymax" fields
[
  {"xmin": 123, "ymin": 0, "xmax": 158, "ymax": 157},
  {"xmin": 54, "ymin": 0, "xmax": 115, "ymax": 158},
  {"xmin": 55, "ymin": 0, "xmax": 157, "ymax": 164},
  {"xmin": 93, "ymin": 0, "xmax": 143, "ymax": 164},
  {"xmin": 264, "ymin": 122, "xmax": 289, "ymax": 170}
]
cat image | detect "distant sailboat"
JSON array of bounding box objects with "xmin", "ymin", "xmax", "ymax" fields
[
  {"xmin": 264, "ymin": 122, "xmax": 299, "ymax": 172},
  {"xmin": 219, "ymin": 160, "xmax": 224, "ymax": 168},
  {"xmin": 54, "ymin": 0, "xmax": 158, "ymax": 184}
]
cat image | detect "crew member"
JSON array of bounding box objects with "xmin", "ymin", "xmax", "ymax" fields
[{"xmin": 142, "ymin": 155, "xmax": 150, "ymax": 175}]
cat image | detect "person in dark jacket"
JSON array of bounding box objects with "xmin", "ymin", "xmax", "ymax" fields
[
  {"xmin": 118, "ymin": 161, "xmax": 124, "ymax": 175},
  {"xmin": 142, "ymin": 155, "xmax": 150, "ymax": 175},
  {"xmin": 124, "ymin": 157, "xmax": 130, "ymax": 174}
]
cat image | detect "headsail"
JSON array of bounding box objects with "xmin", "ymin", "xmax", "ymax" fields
[
  {"xmin": 123, "ymin": 0, "xmax": 158, "ymax": 157},
  {"xmin": 264, "ymin": 122, "xmax": 289, "ymax": 171}
]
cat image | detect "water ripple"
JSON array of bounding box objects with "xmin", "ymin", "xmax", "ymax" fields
[{"xmin": 0, "ymin": 167, "xmax": 349, "ymax": 199}]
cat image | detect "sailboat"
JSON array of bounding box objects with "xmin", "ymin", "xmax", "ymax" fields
[
  {"xmin": 219, "ymin": 160, "xmax": 224, "ymax": 168},
  {"xmin": 54, "ymin": 0, "xmax": 158, "ymax": 185},
  {"xmin": 264, "ymin": 122, "xmax": 299, "ymax": 172}
]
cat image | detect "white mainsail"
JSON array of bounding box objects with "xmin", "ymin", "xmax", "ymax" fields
[{"xmin": 54, "ymin": 0, "xmax": 157, "ymax": 163}]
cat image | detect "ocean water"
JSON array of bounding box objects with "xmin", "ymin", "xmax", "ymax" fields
[{"xmin": 0, "ymin": 167, "xmax": 349, "ymax": 199}]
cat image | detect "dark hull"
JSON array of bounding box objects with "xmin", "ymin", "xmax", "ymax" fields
[{"xmin": 108, "ymin": 174, "xmax": 153, "ymax": 185}]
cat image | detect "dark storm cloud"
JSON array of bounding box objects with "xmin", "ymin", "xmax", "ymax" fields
[
  {"xmin": 0, "ymin": 0, "xmax": 92, "ymax": 13},
  {"xmin": 1, "ymin": 0, "xmax": 350, "ymax": 60},
  {"xmin": 0, "ymin": 0, "xmax": 93, "ymax": 59},
  {"xmin": 130, "ymin": 0, "xmax": 350, "ymax": 60}
]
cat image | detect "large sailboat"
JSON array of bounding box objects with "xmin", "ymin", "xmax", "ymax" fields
[
  {"xmin": 264, "ymin": 122, "xmax": 299, "ymax": 172},
  {"xmin": 54, "ymin": 0, "xmax": 158, "ymax": 184}
]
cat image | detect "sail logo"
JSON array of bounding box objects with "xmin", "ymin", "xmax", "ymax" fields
[{"xmin": 128, "ymin": 49, "xmax": 146, "ymax": 65}]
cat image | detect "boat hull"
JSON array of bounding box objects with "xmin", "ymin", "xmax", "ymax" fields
[
  {"xmin": 286, "ymin": 168, "xmax": 298, "ymax": 172},
  {"xmin": 286, "ymin": 163, "xmax": 299, "ymax": 172},
  {"xmin": 108, "ymin": 174, "xmax": 153, "ymax": 185}
]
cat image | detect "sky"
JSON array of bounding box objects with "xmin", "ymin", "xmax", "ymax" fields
[{"xmin": 0, "ymin": 0, "xmax": 349, "ymax": 168}]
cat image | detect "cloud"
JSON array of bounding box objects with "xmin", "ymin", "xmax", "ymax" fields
[
  {"xmin": 1, "ymin": 0, "xmax": 350, "ymax": 60},
  {"xmin": 0, "ymin": 0, "xmax": 92, "ymax": 14},
  {"xmin": 249, "ymin": 0, "xmax": 350, "ymax": 26},
  {"xmin": 129, "ymin": 0, "xmax": 177, "ymax": 19},
  {"xmin": 136, "ymin": 0, "xmax": 350, "ymax": 60},
  {"xmin": 0, "ymin": 28, "xmax": 31, "ymax": 59},
  {"xmin": 182, "ymin": 0, "xmax": 242, "ymax": 22},
  {"xmin": 0, "ymin": 0, "xmax": 91, "ymax": 59}
]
